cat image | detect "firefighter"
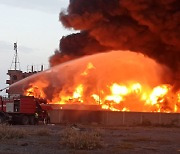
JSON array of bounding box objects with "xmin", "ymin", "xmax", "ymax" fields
[
  {"xmin": 34, "ymin": 112, "xmax": 39, "ymax": 125},
  {"xmin": 43, "ymin": 111, "xmax": 50, "ymax": 125},
  {"xmin": 47, "ymin": 112, "xmax": 50, "ymax": 124}
]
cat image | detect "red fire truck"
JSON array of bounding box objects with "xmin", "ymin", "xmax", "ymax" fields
[{"xmin": 0, "ymin": 96, "xmax": 51, "ymax": 125}]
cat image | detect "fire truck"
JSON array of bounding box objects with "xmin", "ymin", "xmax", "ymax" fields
[{"xmin": 0, "ymin": 95, "xmax": 51, "ymax": 125}]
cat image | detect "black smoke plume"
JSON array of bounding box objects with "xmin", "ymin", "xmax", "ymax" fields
[{"xmin": 49, "ymin": 0, "xmax": 180, "ymax": 88}]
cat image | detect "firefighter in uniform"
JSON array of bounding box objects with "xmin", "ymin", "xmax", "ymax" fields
[
  {"xmin": 43, "ymin": 111, "xmax": 50, "ymax": 125},
  {"xmin": 34, "ymin": 112, "xmax": 39, "ymax": 125}
]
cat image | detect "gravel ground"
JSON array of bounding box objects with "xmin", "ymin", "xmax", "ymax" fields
[{"xmin": 0, "ymin": 124, "xmax": 180, "ymax": 154}]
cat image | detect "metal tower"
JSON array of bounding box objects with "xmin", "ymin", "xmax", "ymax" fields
[{"xmin": 10, "ymin": 42, "xmax": 20, "ymax": 70}]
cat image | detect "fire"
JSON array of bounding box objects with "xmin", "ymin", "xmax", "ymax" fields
[
  {"xmin": 131, "ymin": 83, "xmax": 142, "ymax": 94},
  {"xmin": 24, "ymin": 80, "xmax": 47, "ymax": 99},
  {"xmin": 72, "ymin": 84, "xmax": 83, "ymax": 102},
  {"xmin": 81, "ymin": 62, "xmax": 95, "ymax": 76},
  {"xmin": 22, "ymin": 51, "xmax": 180, "ymax": 113},
  {"xmin": 147, "ymin": 85, "xmax": 169, "ymax": 105},
  {"xmin": 106, "ymin": 83, "xmax": 128, "ymax": 104},
  {"xmin": 111, "ymin": 84, "xmax": 128, "ymax": 95}
]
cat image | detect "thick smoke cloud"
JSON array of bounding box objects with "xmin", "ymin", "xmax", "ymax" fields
[{"xmin": 49, "ymin": 0, "xmax": 180, "ymax": 87}]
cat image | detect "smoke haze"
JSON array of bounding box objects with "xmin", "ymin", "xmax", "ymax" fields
[{"xmin": 49, "ymin": 0, "xmax": 180, "ymax": 88}]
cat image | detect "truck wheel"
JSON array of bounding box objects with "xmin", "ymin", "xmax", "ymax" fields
[
  {"xmin": 29, "ymin": 116, "xmax": 35, "ymax": 125},
  {"xmin": 21, "ymin": 116, "xmax": 29, "ymax": 125}
]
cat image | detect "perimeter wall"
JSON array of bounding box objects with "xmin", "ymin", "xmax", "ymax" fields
[{"xmin": 49, "ymin": 110, "xmax": 180, "ymax": 126}]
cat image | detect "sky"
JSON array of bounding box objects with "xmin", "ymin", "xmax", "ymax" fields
[{"xmin": 0, "ymin": 0, "xmax": 71, "ymax": 95}]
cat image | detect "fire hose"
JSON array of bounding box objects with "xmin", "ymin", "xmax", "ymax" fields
[{"xmin": 0, "ymin": 87, "xmax": 9, "ymax": 92}]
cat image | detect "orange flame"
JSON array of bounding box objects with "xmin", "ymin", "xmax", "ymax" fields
[
  {"xmin": 24, "ymin": 80, "xmax": 47, "ymax": 99},
  {"xmin": 23, "ymin": 51, "xmax": 180, "ymax": 113}
]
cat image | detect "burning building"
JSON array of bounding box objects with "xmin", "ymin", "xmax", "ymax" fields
[{"xmin": 7, "ymin": 0, "xmax": 180, "ymax": 125}]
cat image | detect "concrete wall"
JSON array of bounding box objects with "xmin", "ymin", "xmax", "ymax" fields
[{"xmin": 49, "ymin": 110, "xmax": 180, "ymax": 126}]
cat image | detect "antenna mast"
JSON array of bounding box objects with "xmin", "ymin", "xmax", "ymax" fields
[{"xmin": 10, "ymin": 42, "xmax": 20, "ymax": 70}]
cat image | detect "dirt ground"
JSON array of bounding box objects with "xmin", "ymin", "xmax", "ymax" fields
[{"xmin": 0, "ymin": 124, "xmax": 180, "ymax": 154}]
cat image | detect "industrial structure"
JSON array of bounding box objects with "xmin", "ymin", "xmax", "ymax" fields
[
  {"xmin": 0, "ymin": 43, "xmax": 49, "ymax": 125},
  {"xmin": 6, "ymin": 43, "xmax": 44, "ymax": 96}
]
